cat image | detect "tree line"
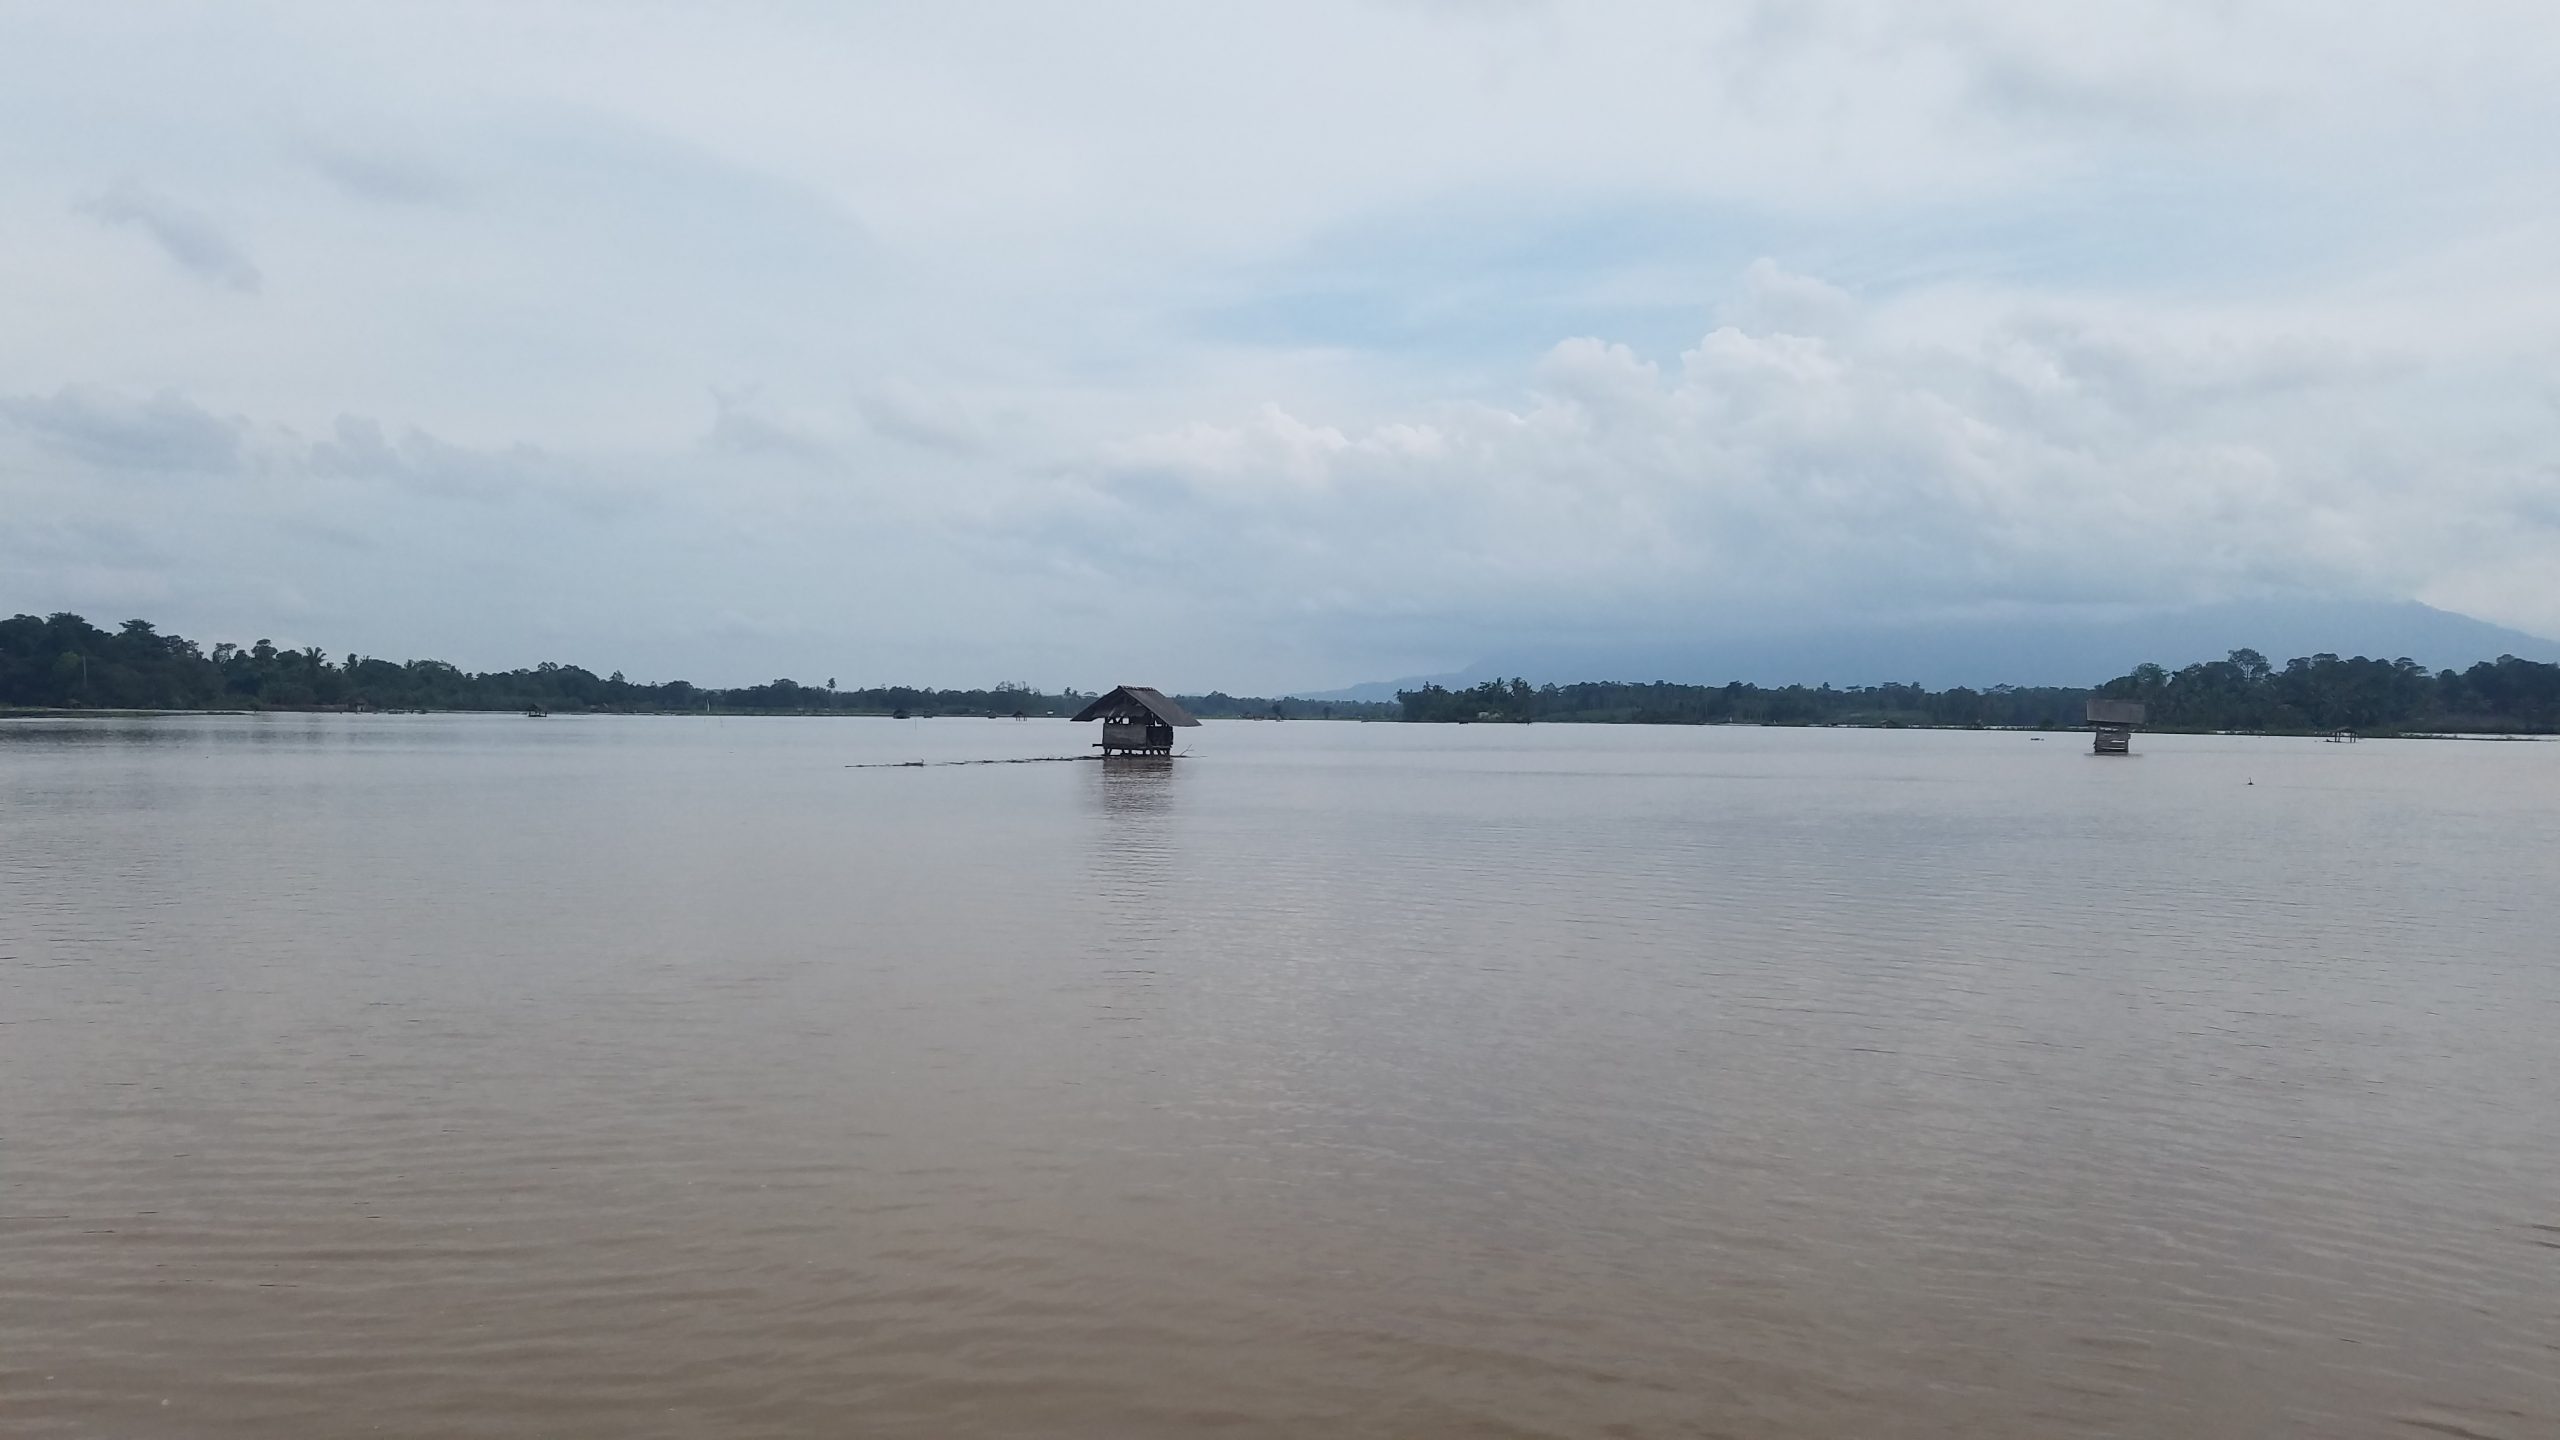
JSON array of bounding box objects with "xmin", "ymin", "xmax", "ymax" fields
[
  {"xmin": 1397, "ymin": 676, "xmax": 2094, "ymax": 727},
  {"xmin": 1398, "ymin": 647, "xmax": 2560, "ymax": 734},
  {"xmin": 12, "ymin": 612, "xmax": 2554, "ymax": 732},
  {"xmin": 0, "ymin": 612, "xmax": 1398, "ymax": 719},
  {"xmin": 2090, "ymin": 649, "xmax": 2558, "ymax": 733}
]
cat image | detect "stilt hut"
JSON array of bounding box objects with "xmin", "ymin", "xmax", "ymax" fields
[
  {"xmin": 2086, "ymin": 698, "xmax": 2145, "ymax": 755},
  {"xmin": 1072, "ymin": 685, "xmax": 1201, "ymax": 755}
]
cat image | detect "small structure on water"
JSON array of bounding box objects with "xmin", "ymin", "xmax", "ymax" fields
[
  {"xmin": 2087, "ymin": 698, "xmax": 2144, "ymax": 755},
  {"xmin": 1071, "ymin": 685, "xmax": 1200, "ymax": 755}
]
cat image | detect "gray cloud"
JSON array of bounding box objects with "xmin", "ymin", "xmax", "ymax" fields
[
  {"xmin": 309, "ymin": 415, "xmax": 578, "ymax": 505},
  {"xmin": 0, "ymin": 515, "xmax": 172, "ymax": 569},
  {"xmin": 301, "ymin": 142, "xmax": 463, "ymax": 205},
  {"xmin": 76, "ymin": 180, "xmax": 262, "ymax": 291},
  {"xmin": 0, "ymin": 385, "xmax": 244, "ymax": 473},
  {"xmin": 706, "ymin": 389, "xmax": 837, "ymax": 464},
  {"xmin": 304, "ymin": 415, "xmax": 652, "ymax": 522},
  {"xmin": 855, "ymin": 385, "xmax": 990, "ymax": 458}
]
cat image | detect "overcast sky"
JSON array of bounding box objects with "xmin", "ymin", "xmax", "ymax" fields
[{"xmin": 5, "ymin": 1, "xmax": 2558, "ymax": 691}]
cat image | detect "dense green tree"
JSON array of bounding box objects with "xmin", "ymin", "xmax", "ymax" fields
[
  {"xmin": 1401, "ymin": 650, "xmax": 2560, "ymax": 734},
  {"xmin": 0, "ymin": 611, "xmax": 1401, "ymax": 720}
]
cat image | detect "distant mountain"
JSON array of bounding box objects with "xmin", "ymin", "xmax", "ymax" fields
[
  {"xmin": 1294, "ymin": 600, "xmax": 2560, "ymax": 699},
  {"xmin": 1298, "ymin": 670, "xmax": 1472, "ymax": 705}
]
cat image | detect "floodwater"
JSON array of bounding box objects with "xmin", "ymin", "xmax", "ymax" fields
[{"xmin": 3, "ymin": 715, "xmax": 2556, "ymax": 1439}]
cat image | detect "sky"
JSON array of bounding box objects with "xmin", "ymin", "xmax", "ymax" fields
[{"xmin": 4, "ymin": 1, "xmax": 2558, "ymax": 692}]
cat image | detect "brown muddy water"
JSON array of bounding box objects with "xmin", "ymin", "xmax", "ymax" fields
[{"xmin": 3, "ymin": 714, "xmax": 2556, "ymax": 1438}]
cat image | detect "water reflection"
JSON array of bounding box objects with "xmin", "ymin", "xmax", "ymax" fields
[
  {"xmin": 1096, "ymin": 753, "xmax": 1176, "ymax": 812},
  {"xmin": 1085, "ymin": 755, "xmax": 1179, "ymax": 905}
]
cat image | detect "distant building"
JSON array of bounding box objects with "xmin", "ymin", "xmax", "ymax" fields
[
  {"xmin": 1071, "ymin": 685, "xmax": 1201, "ymax": 756},
  {"xmin": 2087, "ymin": 698, "xmax": 2145, "ymax": 755}
]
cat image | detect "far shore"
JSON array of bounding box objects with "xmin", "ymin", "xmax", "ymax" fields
[{"xmin": 7, "ymin": 705, "xmax": 2548, "ymax": 740}]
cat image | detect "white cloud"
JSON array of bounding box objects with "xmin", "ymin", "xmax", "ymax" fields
[
  {"xmin": 1038, "ymin": 262, "xmax": 2560, "ymax": 651},
  {"xmin": 1716, "ymin": 260, "xmax": 1857, "ymax": 339}
]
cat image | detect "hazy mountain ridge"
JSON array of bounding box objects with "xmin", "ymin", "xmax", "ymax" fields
[{"xmin": 1298, "ymin": 601, "xmax": 2560, "ymax": 701}]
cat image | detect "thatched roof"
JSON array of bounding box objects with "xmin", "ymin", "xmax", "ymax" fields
[{"xmin": 1070, "ymin": 685, "xmax": 1201, "ymax": 727}]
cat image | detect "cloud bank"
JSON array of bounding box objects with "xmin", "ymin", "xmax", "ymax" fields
[
  {"xmin": 1051, "ymin": 258, "xmax": 2551, "ymax": 653},
  {"xmin": 2, "ymin": 2, "xmax": 2556, "ymax": 688}
]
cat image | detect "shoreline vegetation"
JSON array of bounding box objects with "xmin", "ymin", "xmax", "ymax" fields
[
  {"xmin": 1395, "ymin": 650, "xmax": 2560, "ymax": 734},
  {"xmin": 7, "ymin": 613, "xmax": 2557, "ymax": 736},
  {"xmin": 0, "ymin": 612, "xmax": 1395, "ymax": 722}
]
